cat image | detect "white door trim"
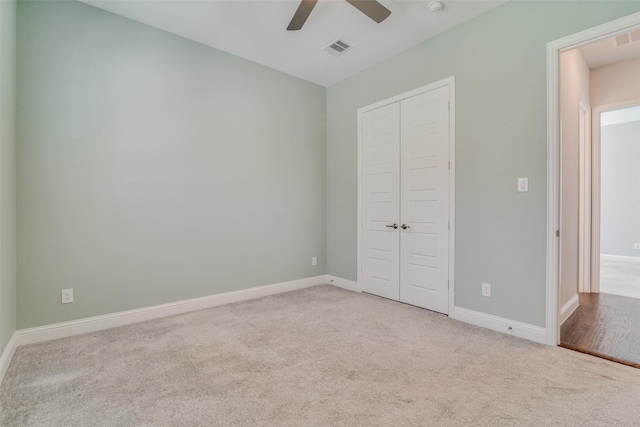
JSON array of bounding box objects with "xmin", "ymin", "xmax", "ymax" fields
[
  {"xmin": 578, "ymin": 99, "xmax": 592, "ymax": 294},
  {"xmin": 590, "ymin": 97, "xmax": 640, "ymax": 294},
  {"xmin": 546, "ymin": 11, "xmax": 640, "ymax": 345},
  {"xmin": 357, "ymin": 76, "xmax": 455, "ymax": 315}
]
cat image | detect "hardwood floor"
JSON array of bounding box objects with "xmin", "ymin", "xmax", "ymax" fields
[{"xmin": 560, "ymin": 292, "xmax": 640, "ymax": 368}]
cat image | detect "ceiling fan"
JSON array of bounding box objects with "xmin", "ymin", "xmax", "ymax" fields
[{"xmin": 287, "ymin": 0, "xmax": 391, "ymax": 31}]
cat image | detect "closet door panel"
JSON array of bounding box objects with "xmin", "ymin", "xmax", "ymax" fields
[
  {"xmin": 399, "ymin": 87, "xmax": 450, "ymax": 313},
  {"xmin": 361, "ymin": 103, "xmax": 401, "ymax": 301}
]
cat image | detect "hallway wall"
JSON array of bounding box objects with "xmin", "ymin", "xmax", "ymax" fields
[{"xmin": 559, "ymin": 48, "xmax": 590, "ymax": 310}]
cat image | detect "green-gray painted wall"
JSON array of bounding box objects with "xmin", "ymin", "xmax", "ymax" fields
[
  {"xmin": 12, "ymin": 0, "xmax": 640, "ymax": 333},
  {"xmin": 0, "ymin": 0, "xmax": 17, "ymax": 355},
  {"xmin": 17, "ymin": 1, "xmax": 326, "ymax": 328},
  {"xmin": 326, "ymin": 1, "xmax": 640, "ymax": 327}
]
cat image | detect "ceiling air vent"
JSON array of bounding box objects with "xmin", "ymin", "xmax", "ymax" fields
[
  {"xmin": 323, "ymin": 39, "xmax": 353, "ymax": 57},
  {"xmin": 613, "ymin": 30, "xmax": 640, "ymax": 47}
]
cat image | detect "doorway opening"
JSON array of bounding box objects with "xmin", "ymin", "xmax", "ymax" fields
[
  {"xmin": 548, "ymin": 16, "xmax": 640, "ymax": 366},
  {"xmin": 598, "ymin": 104, "xmax": 640, "ymax": 300},
  {"xmin": 561, "ymin": 101, "xmax": 640, "ymax": 368}
]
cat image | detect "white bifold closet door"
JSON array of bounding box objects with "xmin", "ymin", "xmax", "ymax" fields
[{"xmin": 361, "ymin": 86, "xmax": 450, "ymax": 314}]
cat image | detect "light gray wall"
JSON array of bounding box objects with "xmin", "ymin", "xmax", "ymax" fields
[
  {"xmin": 600, "ymin": 120, "xmax": 640, "ymax": 257},
  {"xmin": 17, "ymin": 1, "xmax": 326, "ymax": 329},
  {"xmin": 326, "ymin": 1, "xmax": 640, "ymax": 327},
  {"xmin": 0, "ymin": 0, "xmax": 17, "ymax": 354}
]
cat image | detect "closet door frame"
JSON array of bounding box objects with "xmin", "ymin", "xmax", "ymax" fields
[{"xmin": 357, "ymin": 76, "xmax": 456, "ymax": 316}]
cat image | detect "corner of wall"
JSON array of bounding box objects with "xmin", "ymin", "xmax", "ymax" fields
[
  {"xmin": 0, "ymin": 332, "xmax": 17, "ymax": 386},
  {"xmin": 0, "ymin": 0, "xmax": 18, "ymax": 358},
  {"xmin": 559, "ymin": 293, "xmax": 579, "ymax": 326}
]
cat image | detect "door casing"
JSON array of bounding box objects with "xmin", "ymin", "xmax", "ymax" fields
[
  {"xmin": 547, "ymin": 11, "xmax": 640, "ymax": 345},
  {"xmin": 578, "ymin": 100, "xmax": 592, "ymax": 294},
  {"xmin": 590, "ymin": 98, "xmax": 640, "ymax": 294}
]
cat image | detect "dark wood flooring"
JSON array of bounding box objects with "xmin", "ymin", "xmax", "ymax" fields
[{"xmin": 560, "ymin": 292, "xmax": 640, "ymax": 368}]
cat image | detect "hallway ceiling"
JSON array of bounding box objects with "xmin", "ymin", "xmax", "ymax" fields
[
  {"xmin": 79, "ymin": 0, "xmax": 507, "ymax": 87},
  {"xmin": 579, "ymin": 30, "xmax": 640, "ymax": 69}
]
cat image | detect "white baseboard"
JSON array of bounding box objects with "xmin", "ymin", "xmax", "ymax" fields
[
  {"xmin": 327, "ymin": 275, "xmax": 359, "ymax": 292},
  {"xmin": 0, "ymin": 332, "xmax": 17, "ymax": 385},
  {"xmin": 600, "ymin": 254, "xmax": 640, "ymax": 263},
  {"xmin": 451, "ymin": 306, "xmax": 547, "ymax": 344},
  {"xmin": 16, "ymin": 275, "xmax": 327, "ymax": 347},
  {"xmin": 326, "ymin": 279, "xmax": 547, "ymax": 344},
  {"xmin": 559, "ymin": 294, "xmax": 579, "ymax": 325}
]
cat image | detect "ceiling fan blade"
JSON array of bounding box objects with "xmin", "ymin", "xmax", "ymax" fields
[
  {"xmin": 345, "ymin": 0, "xmax": 391, "ymax": 23},
  {"xmin": 287, "ymin": 0, "xmax": 319, "ymax": 31}
]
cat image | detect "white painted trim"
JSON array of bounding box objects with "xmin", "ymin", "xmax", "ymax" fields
[
  {"xmin": 357, "ymin": 76, "xmax": 456, "ymax": 315},
  {"xmin": 0, "ymin": 332, "xmax": 17, "ymax": 386},
  {"xmin": 591, "ymin": 98, "xmax": 640, "ymax": 116},
  {"xmin": 16, "ymin": 276, "xmax": 327, "ymax": 347},
  {"xmin": 447, "ymin": 80, "xmax": 456, "ymax": 317},
  {"xmin": 327, "ymin": 275, "xmax": 360, "ymax": 293},
  {"xmin": 357, "ymin": 77, "xmax": 455, "ymax": 115},
  {"xmin": 547, "ymin": 38, "xmax": 561, "ymax": 346},
  {"xmin": 601, "ymin": 254, "xmax": 640, "ymax": 263},
  {"xmin": 578, "ymin": 100, "xmax": 592, "ymax": 294},
  {"xmin": 591, "ymin": 97, "xmax": 640, "ymax": 295},
  {"xmin": 546, "ymin": 11, "xmax": 640, "ymax": 346},
  {"xmin": 591, "ymin": 103, "xmax": 603, "ymax": 294},
  {"xmin": 451, "ymin": 307, "xmax": 547, "ymax": 344},
  {"xmin": 357, "ymin": 93, "xmax": 363, "ymax": 301},
  {"xmin": 559, "ymin": 294, "xmax": 579, "ymax": 326}
]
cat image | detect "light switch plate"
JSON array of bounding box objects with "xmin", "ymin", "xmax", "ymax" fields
[{"xmin": 518, "ymin": 177, "xmax": 528, "ymax": 192}]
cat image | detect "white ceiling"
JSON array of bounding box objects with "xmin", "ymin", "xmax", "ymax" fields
[
  {"xmin": 79, "ymin": 0, "xmax": 507, "ymax": 87},
  {"xmin": 579, "ymin": 32, "xmax": 640, "ymax": 69}
]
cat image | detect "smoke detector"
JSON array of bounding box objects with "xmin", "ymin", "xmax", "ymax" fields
[{"xmin": 429, "ymin": 1, "xmax": 444, "ymax": 12}]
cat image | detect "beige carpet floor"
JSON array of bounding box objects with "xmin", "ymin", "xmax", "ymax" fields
[{"xmin": 1, "ymin": 285, "xmax": 640, "ymax": 426}]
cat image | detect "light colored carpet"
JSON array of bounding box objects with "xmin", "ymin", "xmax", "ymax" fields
[
  {"xmin": 600, "ymin": 256, "xmax": 640, "ymax": 299},
  {"xmin": 1, "ymin": 285, "xmax": 640, "ymax": 426}
]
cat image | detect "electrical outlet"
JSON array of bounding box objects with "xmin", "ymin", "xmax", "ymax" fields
[
  {"xmin": 481, "ymin": 283, "xmax": 491, "ymax": 297},
  {"xmin": 312, "ymin": 257, "xmax": 318, "ymax": 266},
  {"xmin": 634, "ymin": 243, "xmax": 640, "ymax": 250},
  {"xmin": 61, "ymin": 289, "xmax": 74, "ymax": 304}
]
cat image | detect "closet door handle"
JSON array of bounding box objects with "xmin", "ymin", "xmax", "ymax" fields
[
  {"xmin": 401, "ymin": 224, "xmax": 411, "ymax": 230},
  {"xmin": 386, "ymin": 224, "xmax": 398, "ymax": 229}
]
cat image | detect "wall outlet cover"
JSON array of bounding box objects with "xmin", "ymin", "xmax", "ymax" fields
[
  {"xmin": 481, "ymin": 282, "xmax": 491, "ymax": 297},
  {"xmin": 61, "ymin": 289, "xmax": 74, "ymax": 304}
]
